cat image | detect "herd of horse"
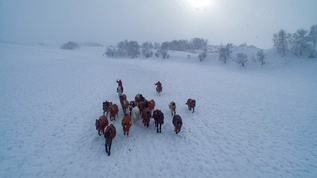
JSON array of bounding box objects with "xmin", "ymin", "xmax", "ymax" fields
[{"xmin": 95, "ymin": 85, "xmax": 196, "ymax": 156}]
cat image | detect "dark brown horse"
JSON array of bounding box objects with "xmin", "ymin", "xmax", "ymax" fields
[
  {"xmin": 172, "ymin": 115, "xmax": 182, "ymax": 134},
  {"xmin": 104, "ymin": 124, "xmax": 116, "ymax": 156},
  {"xmin": 95, "ymin": 114, "xmax": 109, "ymax": 136},
  {"xmin": 103, "ymin": 101, "xmax": 112, "ymax": 115},
  {"xmin": 186, "ymin": 99, "xmax": 196, "ymax": 113},
  {"xmin": 153, "ymin": 109, "xmax": 164, "ymax": 133},
  {"xmin": 142, "ymin": 108, "xmax": 152, "ymax": 128}
]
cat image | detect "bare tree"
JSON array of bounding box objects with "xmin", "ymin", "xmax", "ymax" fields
[{"xmin": 273, "ymin": 29, "xmax": 290, "ymax": 56}]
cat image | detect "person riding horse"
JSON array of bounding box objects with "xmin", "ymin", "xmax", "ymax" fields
[
  {"xmin": 155, "ymin": 81, "xmax": 162, "ymax": 93},
  {"xmin": 116, "ymin": 79, "xmax": 123, "ymax": 93}
]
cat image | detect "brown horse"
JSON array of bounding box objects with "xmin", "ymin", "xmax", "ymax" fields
[
  {"xmin": 119, "ymin": 94, "xmax": 127, "ymax": 103},
  {"xmin": 186, "ymin": 99, "xmax": 196, "ymax": 113},
  {"xmin": 121, "ymin": 114, "xmax": 132, "ymax": 136},
  {"xmin": 121, "ymin": 99, "xmax": 130, "ymax": 115},
  {"xmin": 148, "ymin": 99, "xmax": 156, "ymax": 112},
  {"xmin": 152, "ymin": 109, "xmax": 164, "ymax": 133},
  {"xmin": 104, "ymin": 124, "xmax": 116, "ymax": 156},
  {"xmin": 173, "ymin": 115, "xmax": 182, "ymax": 134},
  {"xmin": 168, "ymin": 101, "xmax": 176, "ymax": 116},
  {"xmin": 108, "ymin": 104, "xmax": 119, "ymax": 121},
  {"xmin": 135, "ymin": 94, "xmax": 145, "ymax": 104},
  {"xmin": 95, "ymin": 114, "xmax": 109, "ymax": 136},
  {"xmin": 103, "ymin": 101, "xmax": 112, "ymax": 115},
  {"xmin": 138, "ymin": 101, "xmax": 146, "ymax": 113},
  {"xmin": 142, "ymin": 108, "xmax": 152, "ymax": 128}
]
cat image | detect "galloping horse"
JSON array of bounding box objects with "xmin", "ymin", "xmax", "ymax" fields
[
  {"xmin": 104, "ymin": 124, "xmax": 116, "ymax": 156},
  {"xmin": 153, "ymin": 109, "xmax": 164, "ymax": 133}
]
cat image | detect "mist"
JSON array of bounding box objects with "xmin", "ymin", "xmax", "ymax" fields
[{"xmin": 0, "ymin": 0, "xmax": 316, "ymax": 49}]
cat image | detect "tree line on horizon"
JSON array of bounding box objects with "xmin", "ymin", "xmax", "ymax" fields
[
  {"xmin": 103, "ymin": 38, "xmax": 208, "ymax": 59},
  {"xmin": 101, "ymin": 24, "xmax": 316, "ymax": 67},
  {"xmin": 273, "ymin": 24, "xmax": 317, "ymax": 58}
]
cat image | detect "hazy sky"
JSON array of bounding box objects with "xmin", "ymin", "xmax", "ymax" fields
[{"xmin": 0, "ymin": 0, "xmax": 316, "ymax": 49}]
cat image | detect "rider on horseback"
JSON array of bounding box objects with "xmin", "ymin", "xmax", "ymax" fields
[
  {"xmin": 117, "ymin": 79, "xmax": 123, "ymax": 93},
  {"xmin": 155, "ymin": 81, "xmax": 162, "ymax": 93}
]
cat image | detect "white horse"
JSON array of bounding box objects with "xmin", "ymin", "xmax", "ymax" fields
[
  {"xmin": 131, "ymin": 106, "xmax": 140, "ymax": 124},
  {"xmin": 117, "ymin": 86, "xmax": 123, "ymax": 97},
  {"xmin": 156, "ymin": 86, "xmax": 162, "ymax": 96}
]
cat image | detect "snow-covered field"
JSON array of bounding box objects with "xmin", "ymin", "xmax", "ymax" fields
[{"xmin": 0, "ymin": 43, "xmax": 316, "ymax": 177}]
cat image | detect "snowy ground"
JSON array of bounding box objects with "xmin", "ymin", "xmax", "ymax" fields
[{"xmin": 0, "ymin": 43, "xmax": 316, "ymax": 177}]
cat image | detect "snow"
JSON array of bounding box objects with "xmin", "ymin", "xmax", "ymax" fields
[{"xmin": 0, "ymin": 43, "xmax": 317, "ymax": 177}]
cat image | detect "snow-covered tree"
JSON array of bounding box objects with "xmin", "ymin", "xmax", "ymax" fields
[
  {"xmin": 190, "ymin": 38, "xmax": 208, "ymax": 50},
  {"xmin": 60, "ymin": 41, "xmax": 78, "ymax": 50},
  {"xmin": 219, "ymin": 43, "xmax": 233, "ymax": 64},
  {"xmin": 141, "ymin": 42, "xmax": 153, "ymax": 58},
  {"xmin": 161, "ymin": 49, "xmax": 168, "ymax": 58},
  {"xmin": 155, "ymin": 49, "xmax": 160, "ymax": 58},
  {"xmin": 257, "ymin": 49, "xmax": 265, "ymax": 65},
  {"xmin": 154, "ymin": 42, "xmax": 160, "ymax": 49},
  {"xmin": 235, "ymin": 53, "xmax": 248, "ymax": 67},
  {"xmin": 198, "ymin": 51, "xmax": 207, "ymax": 61},
  {"xmin": 273, "ymin": 29, "xmax": 290, "ymax": 56},
  {"xmin": 291, "ymin": 29, "xmax": 309, "ymax": 56},
  {"xmin": 104, "ymin": 46, "xmax": 116, "ymax": 57},
  {"xmin": 309, "ymin": 24, "xmax": 317, "ymax": 47},
  {"xmin": 126, "ymin": 41, "xmax": 140, "ymax": 58}
]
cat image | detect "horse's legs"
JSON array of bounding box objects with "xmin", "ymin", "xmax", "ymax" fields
[
  {"xmin": 108, "ymin": 143, "xmax": 111, "ymax": 156},
  {"xmin": 192, "ymin": 107, "xmax": 195, "ymax": 113},
  {"xmin": 159, "ymin": 124, "xmax": 162, "ymax": 133},
  {"xmin": 105, "ymin": 143, "xmax": 108, "ymax": 154}
]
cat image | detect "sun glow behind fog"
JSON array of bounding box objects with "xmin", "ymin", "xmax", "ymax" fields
[{"xmin": 186, "ymin": 0, "xmax": 214, "ymax": 10}]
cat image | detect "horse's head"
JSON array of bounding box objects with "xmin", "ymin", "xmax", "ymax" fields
[{"xmin": 95, "ymin": 119, "xmax": 99, "ymax": 128}]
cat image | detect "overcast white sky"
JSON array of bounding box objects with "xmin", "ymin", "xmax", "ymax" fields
[{"xmin": 0, "ymin": 0, "xmax": 316, "ymax": 49}]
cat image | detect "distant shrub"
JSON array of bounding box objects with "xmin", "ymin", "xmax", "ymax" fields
[
  {"xmin": 235, "ymin": 52, "xmax": 248, "ymax": 67},
  {"xmin": 198, "ymin": 51, "xmax": 207, "ymax": 61},
  {"xmin": 61, "ymin": 41, "xmax": 78, "ymax": 50}
]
